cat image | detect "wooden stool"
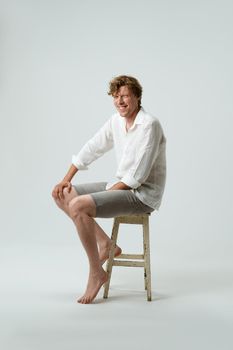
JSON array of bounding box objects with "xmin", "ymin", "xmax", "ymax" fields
[{"xmin": 103, "ymin": 213, "xmax": 152, "ymax": 301}]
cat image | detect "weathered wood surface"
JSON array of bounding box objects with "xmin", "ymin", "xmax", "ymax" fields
[{"xmin": 103, "ymin": 213, "xmax": 152, "ymax": 301}]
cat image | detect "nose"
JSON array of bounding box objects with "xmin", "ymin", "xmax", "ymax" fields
[{"xmin": 118, "ymin": 96, "xmax": 124, "ymax": 104}]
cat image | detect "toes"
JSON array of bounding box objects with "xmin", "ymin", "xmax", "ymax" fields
[
  {"xmin": 77, "ymin": 295, "xmax": 91, "ymax": 304},
  {"xmin": 77, "ymin": 296, "xmax": 84, "ymax": 303}
]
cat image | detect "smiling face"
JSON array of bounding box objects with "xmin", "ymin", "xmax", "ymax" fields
[{"xmin": 113, "ymin": 85, "xmax": 140, "ymax": 120}]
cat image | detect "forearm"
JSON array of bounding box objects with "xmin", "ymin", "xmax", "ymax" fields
[
  {"xmin": 62, "ymin": 164, "xmax": 79, "ymax": 182},
  {"xmin": 107, "ymin": 181, "xmax": 132, "ymax": 191}
]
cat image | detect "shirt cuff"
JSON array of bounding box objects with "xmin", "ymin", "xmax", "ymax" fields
[
  {"xmin": 120, "ymin": 174, "xmax": 141, "ymax": 189},
  {"xmin": 71, "ymin": 155, "xmax": 88, "ymax": 170}
]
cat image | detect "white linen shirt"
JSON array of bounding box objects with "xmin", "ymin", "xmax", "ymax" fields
[{"xmin": 72, "ymin": 107, "xmax": 166, "ymax": 210}]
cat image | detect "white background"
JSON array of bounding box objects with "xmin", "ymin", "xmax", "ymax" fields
[{"xmin": 1, "ymin": 0, "xmax": 233, "ymax": 349}]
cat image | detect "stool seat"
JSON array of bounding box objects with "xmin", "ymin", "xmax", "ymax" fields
[{"xmin": 103, "ymin": 213, "xmax": 152, "ymax": 301}]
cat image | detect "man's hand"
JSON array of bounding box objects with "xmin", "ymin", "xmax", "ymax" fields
[
  {"xmin": 52, "ymin": 164, "xmax": 78, "ymax": 200},
  {"xmin": 52, "ymin": 181, "xmax": 72, "ymax": 200}
]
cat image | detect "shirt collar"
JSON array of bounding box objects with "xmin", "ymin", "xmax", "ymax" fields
[{"xmin": 119, "ymin": 106, "xmax": 146, "ymax": 132}]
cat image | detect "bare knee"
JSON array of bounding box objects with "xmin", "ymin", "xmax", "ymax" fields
[
  {"xmin": 54, "ymin": 186, "xmax": 77, "ymax": 204},
  {"xmin": 68, "ymin": 195, "xmax": 96, "ymax": 219},
  {"xmin": 51, "ymin": 187, "xmax": 76, "ymax": 216},
  {"xmin": 68, "ymin": 197, "xmax": 84, "ymax": 220},
  {"xmin": 52, "ymin": 195, "xmax": 66, "ymax": 212}
]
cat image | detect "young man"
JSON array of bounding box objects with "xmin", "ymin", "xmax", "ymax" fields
[{"xmin": 52, "ymin": 75, "xmax": 166, "ymax": 304}]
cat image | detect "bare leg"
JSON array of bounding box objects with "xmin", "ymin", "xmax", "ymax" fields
[
  {"xmin": 94, "ymin": 221, "xmax": 122, "ymax": 264},
  {"xmin": 53, "ymin": 187, "xmax": 121, "ymax": 264},
  {"xmin": 68, "ymin": 197, "xmax": 108, "ymax": 304}
]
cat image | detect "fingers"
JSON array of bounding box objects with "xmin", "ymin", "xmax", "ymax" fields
[
  {"xmin": 68, "ymin": 182, "xmax": 72, "ymax": 193},
  {"xmin": 52, "ymin": 188, "xmax": 58, "ymax": 200},
  {"xmin": 52, "ymin": 181, "xmax": 71, "ymax": 200},
  {"xmin": 52, "ymin": 185, "xmax": 63, "ymax": 200},
  {"xmin": 59, "ymin": 187, "xmax": 64, "ymax": 200}
]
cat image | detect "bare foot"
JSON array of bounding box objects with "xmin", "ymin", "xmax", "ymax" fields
[
  {"xmin": 99, "ymin": 242, "xmax": 122, "ymax": 265},
  {"xmin": 77, "ymin": 269, "xmax": 108, "ymax": 304}
]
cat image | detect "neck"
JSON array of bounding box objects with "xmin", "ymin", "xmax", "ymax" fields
[{"xmin": 126, "ymin": 106, "xmax": 140, "ymax": 124}]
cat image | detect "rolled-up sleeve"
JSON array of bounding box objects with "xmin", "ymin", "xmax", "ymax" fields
[
  {"xmin": 121, "ymin": 121, "xmax": 163, "ymax": 188},
  {"xmin": 72, "ymin": 117, "xmax": 114, "ymax": 170}
]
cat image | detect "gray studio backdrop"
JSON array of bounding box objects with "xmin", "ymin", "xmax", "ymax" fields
[
  {"xmin": 1, "ymin": 0, "xmax": 233, "ymax": 271},
  {"xmin": 1, "ymin": 1, "xmax": 233, "ymax": 349}
]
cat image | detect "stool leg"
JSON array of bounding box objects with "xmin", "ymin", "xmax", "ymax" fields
[
  {"xmin": 143, "ymin": 216, "xmax": 152, "ymax": 301},
  {"xmin": 143, "ymin": 231, "xmax": 147, "ymax": 291},
  {"xmin": 103, "ymin": 218, "xmax": 120, "ymax": 299}
]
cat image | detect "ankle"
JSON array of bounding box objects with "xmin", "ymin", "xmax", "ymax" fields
[
  {"xmin": 89, "ymin": 267, "xmax": 106, "ymax": 277},
  {"xmin": 99, "ymin": 240, "xmax": 112, "ymax": 249}
]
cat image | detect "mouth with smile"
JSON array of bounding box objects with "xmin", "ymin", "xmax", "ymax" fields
[{"xmin": 118, "ymin": 105, "xmax": 128, "ymax": 112}]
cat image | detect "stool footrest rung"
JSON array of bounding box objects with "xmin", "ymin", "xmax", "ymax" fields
[
  {"xmin": 113, "ymin": 260, "xmax": 145, "ymax": 267},
  {"xmin": 117, "ymin": 253, "xmax": 144, "ymax": 260}
]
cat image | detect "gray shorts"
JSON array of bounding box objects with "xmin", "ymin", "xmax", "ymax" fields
[{"xmin": 72, "ymin": 181, "xmax": 155, "ymax": 218}]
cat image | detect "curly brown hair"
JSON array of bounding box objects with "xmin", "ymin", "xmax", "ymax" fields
[{"xmin": 108, "ymin": 75, "xmax": 143, "ymax": 107}]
